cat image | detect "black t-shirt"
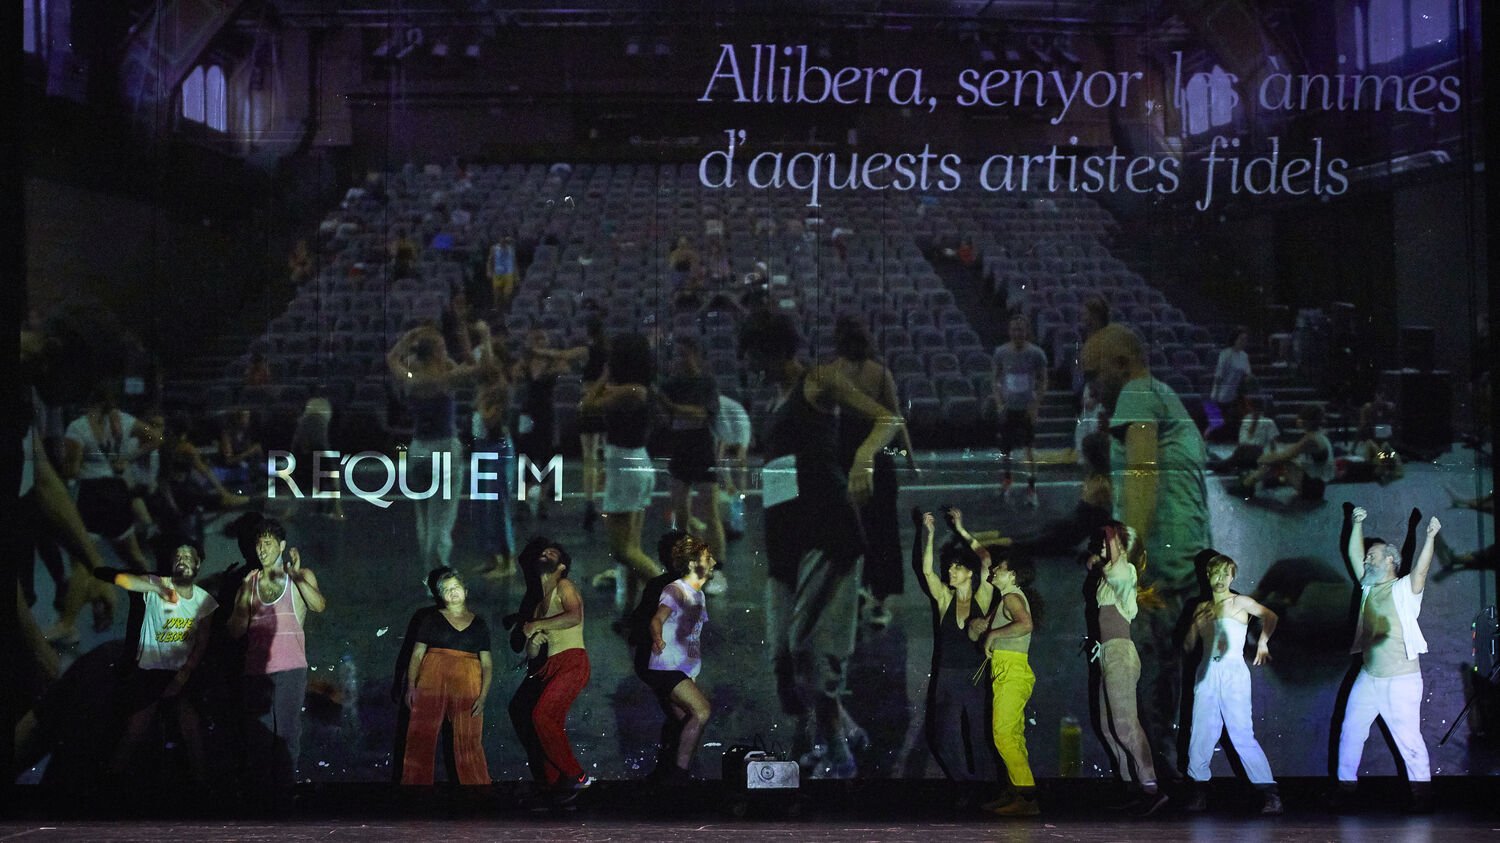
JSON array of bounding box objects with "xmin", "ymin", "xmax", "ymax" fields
[
  {"xmin": 662, "ymin": 374, "xmax": 718, "ymax": 423},
  {"xmin": 416, "ymin": 612, "xmax": 492, "ymax": 654}
]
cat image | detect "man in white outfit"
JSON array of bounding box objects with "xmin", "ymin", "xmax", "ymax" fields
[
  {"xmin": 1336, "ymin": 505, "xmax": 1440, "ymax": 812},
  {"xmin": 1182, "ymin": 554, "xmax": 1280, "ymax": 814}
]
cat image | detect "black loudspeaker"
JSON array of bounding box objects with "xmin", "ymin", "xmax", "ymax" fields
[
  {"xmin": 1400, "ymin": 325, "xmax": 1436, "ymax": 371},
  {"xmin": 1379, "ymin": 369, "xmax": 1452, "ymax": 451},
  {"xmin": 1466, "ymin": 606, "xmax": 1499, "ymax": 737}
]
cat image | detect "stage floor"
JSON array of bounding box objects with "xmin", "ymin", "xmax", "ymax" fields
[
  {"xmin": 5, "ymin": 778, "xmax": 1500, "ymax": 841},
  {"xmin": 19, "ymin": 444, "xmax": 1500, "ymax": 790}
]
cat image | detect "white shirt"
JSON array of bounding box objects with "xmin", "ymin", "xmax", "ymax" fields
[
  {"xmin": 648, "ymin": 579, "xmax": 707, "ymax": 678},
  {"xmin": 712, "ymin": 395, "xmax": 751, "ymax": 450},
  {"xmin": 1212, "ymin": 349, "xmax": 1252, "ymax": 404},
  {"xmin": 137, "ymin": 578, "xmax": 219, "ymax": 671},
  {"xmin": 1238, "ymin": 414, "xmax": 1280, "ymax": 450},
  {"xmin": 65, "ymin": 410, "xmax": 137, "ymax": 481},
  {"xmin": 1350, "ymin": 574, "xmax": 1427, "ymax": 663}
]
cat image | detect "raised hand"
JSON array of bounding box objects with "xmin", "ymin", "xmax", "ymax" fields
[
  {"xmin": 1427, "ymin": 516, "xmax": 1441, "ymax": 537},
  {"xmin": 1351, "ymin": 506, "xmax": 1367, "ymax": 524}
]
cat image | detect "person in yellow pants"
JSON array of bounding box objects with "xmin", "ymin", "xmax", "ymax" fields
[{"xmin": 970, "ymin": 555, "xmax": 1039, "ymax": 816}]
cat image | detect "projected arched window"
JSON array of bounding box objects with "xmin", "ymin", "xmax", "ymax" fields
[
  {"xmin": 181, "ymin": 67, "xmax": 206, "ymax": 124},
  {"xmin": 206, "ymin": 66, "xmax": 227, "ymax": 131},
  {"xmin": 24, "ymin": 0, "xmax": 46, "ymax": 55},
  {"xmin": 1185, "ymin": 66, "xmax": 1236, "ymax": 135},
  {"xmin": 181, "ymin": 64, "xmax": 227, "ymax": 132}
]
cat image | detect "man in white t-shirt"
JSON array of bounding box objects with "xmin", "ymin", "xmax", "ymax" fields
[
  {"xmin": 641, "ymin": 535, "xmax": 717, "ymax": 782},
  {"xmin": 1336, "ymin": 506, "xmax": 1440, "ymax": 813},
  {"xmin": 98, "ymin": 543, "xmax": 218, "ymax": 781},
  {"xmin": 991, "ymin": 316, "xmax": 1049, "ymax": 507}
]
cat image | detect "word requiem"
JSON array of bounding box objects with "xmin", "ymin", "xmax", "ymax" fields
[{"xmin": 267, "ymin": 451, "xmax": 563, "ymax": 509}]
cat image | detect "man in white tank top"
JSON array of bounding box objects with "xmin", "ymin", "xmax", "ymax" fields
[
  {"xmin": 227, "ymin": 517, "xmax": 326, "ymax": 801},
  {"xmin": 1182, "ymin": 554, "xmax": 1281, "ymax": 814}
]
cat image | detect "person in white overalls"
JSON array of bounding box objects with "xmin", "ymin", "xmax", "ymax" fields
[{"xmin": 1182, "ymin": 554, "xmax": 1281, "ymax": 814}]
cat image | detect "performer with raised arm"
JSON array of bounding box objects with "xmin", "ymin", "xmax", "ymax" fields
[
  {"xmin": 98, "ymin": 543, "xmax": 217, "ymax": 783},
  {"xmin": 1081, "ymin": 324, "xmax": 1212, "ymax": 777},
  {"xmin": 226, "ymin": 517, "xmax": 326, "ymax": 800},
  {"xmin": 1181, "ymin": 554, "xmax": 1281, "ymax": 814},
  {"xmin": 509, "ymin": 539, "xmax": 593, "ymax": 808},
  {"xmin": 1084, "ymin": 522, "xmax": 1166, "ymax": 816},
  {"xmin": 1334, "ymin": 506, "xmax": 1441, "ymax": 812},
  {"xmin": 738, "ymin": 310, "xmax": 903, "ymax": 779},
  {"xmin": 916, "ymin": 509, "xmax": 996, "ymax": 782},
  {"xmin": 970, "ymin": 551, "xmax": 1039, "ymax": 816}
]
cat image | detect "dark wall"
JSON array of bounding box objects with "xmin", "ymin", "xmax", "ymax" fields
[
  {"xmin": 1393, "ymin": 174, "xmax": 1488, "ymax": 377},
  {"xmin": 25, "ymin": 177, "xmax": 286, "ymax": 362}
]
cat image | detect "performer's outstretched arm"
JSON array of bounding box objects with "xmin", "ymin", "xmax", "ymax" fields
[{"xmin": 1410, "ymin": 516, "xmax": 1441, "ymax": 595}]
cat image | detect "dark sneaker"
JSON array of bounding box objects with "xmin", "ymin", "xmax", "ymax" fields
[
  {"xmin": 987, "ymin": 794, "xmax": 1040, "ymax": 817},
  {"xmin": 1132, "ymin": 790, "xmax": 1169, "ymax": 817}
]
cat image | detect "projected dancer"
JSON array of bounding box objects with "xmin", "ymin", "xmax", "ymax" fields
[
  {"xmin": 509, "ymin": 540, "xmax": 594, "ymax": 806},
  {"xmin": 659, "ymin": 337, "xmax": 726, "ymax": 567},
  {"xmin": 1334, "ymin": 506, "xmax": 1440, "ymax": 813},
  {"xmin": 991, "ymin": 315, "xmax": 1048, "ymax": 507},
  {"xmin": 387, "ymin": 322, "xmax": 497, "ymax": 569},
  {"xmin": 1081, "ymin": 323, "xmax": 1212, "ymax": 776},
  {"xmin": 1181, "ymin": 554, "xmax": 1281, "ymax": 815},
  {"xmin": 832, "ymin": 315, "xmax": 917, "ymax": 629},
  {"xmin": 582, "ymin": 333, "xmax": 663, "ymax": 617},
  {"xmin": 739, "ymin": 310, "xmax": 902, "ymax": 779}
]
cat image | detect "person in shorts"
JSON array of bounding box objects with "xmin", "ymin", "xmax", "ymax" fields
[
  {"xmin": 991, "ymin": 316, "xmax": 1048, "ymax": 507},
  {"xmin": 633, "ymin": 534, "xmax": 717, "ymax": 782}
]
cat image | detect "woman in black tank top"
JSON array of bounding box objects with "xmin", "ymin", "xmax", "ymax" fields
[
  {"xmin": 916, "ymin": 509, "xmax": 1000, "ymax": 781},
  {"xmin": 831, "ymin": 315, "xmax": 918, "ymax": 628},
  {"xmin": 511, "ymin": 330, "xmax": 587, "ymax": 519},
  {"xmin": 658, "ymin": 336, "xmax": 726, "ymax": 572},
  {"xmin": 738, "ymin": 310, "xmax": 907, "ymax": 780}
]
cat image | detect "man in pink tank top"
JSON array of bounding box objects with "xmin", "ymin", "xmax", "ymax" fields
[{"xmin": 227, "ymin": 517, "xmax": 326, "ymax": 799}]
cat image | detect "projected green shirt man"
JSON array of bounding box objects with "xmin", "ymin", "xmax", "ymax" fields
[{"xmin": 1081, "ymin": 323, "xmax": 1212, "ymax": 775}]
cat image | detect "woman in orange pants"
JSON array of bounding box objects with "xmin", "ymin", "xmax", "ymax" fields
[{"xmin": 402, "ymin": 568, "xmax": 493, "ymax": 785}]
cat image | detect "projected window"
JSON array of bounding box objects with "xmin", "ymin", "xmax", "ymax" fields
[
  {"xmin": 1409, "ymin": 0, "xmax": 1452, "ymax": 47},
  {"xmin": 1356, "ymin": 0, "xmax": 1455, "ymax": 68},
  {"xmin": 182, "ymin": 65, "xmax": 228, "ymax": 131},
  {"xmin": 206, "ymin": 66, "xmax": 227, "ymax": 131},
  {"xmin": 24, "ymin": 0, "xmax": 46, "ymax": 55},
  {"xmin": 1185, "ymin": 66, "xmax": 1236, "ymax": 135}
]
